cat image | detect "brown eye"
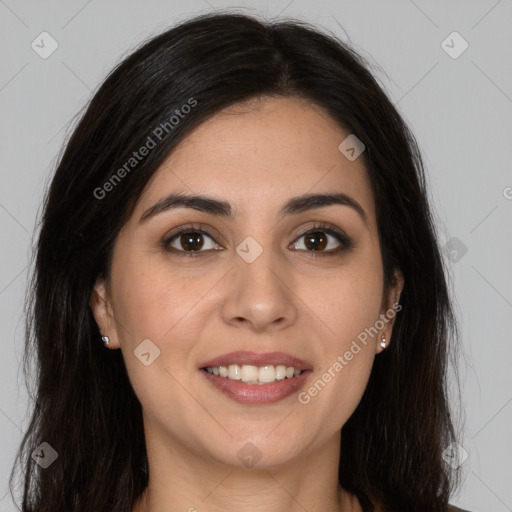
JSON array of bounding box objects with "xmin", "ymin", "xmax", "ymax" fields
[
  {"xmin": 162, "ymin": 222, "xmax": 354, "ymax": 258},
  {"xmin": 178, "ymin": 232, "xmax": 206, "ymax": 251},
  {"xmin": 163, "ymin": 227, "xmax": 221, "ymax": 257},
  {"xmin": 290, "ymin": 224, "xmax": 354, "ymax": 256},
  {"xmin": 303, "ymin": 231, "xmax": 328, "ymax": 251}
]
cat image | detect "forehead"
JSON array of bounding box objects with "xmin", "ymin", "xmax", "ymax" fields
[{"xmin": 134, "ymin": 96, "xmax": 376, "ymax": 228}]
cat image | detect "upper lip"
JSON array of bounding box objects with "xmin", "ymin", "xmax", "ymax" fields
[{"xmin": 199, "ymin": 351, "xmax": 313, "ymax": 371}]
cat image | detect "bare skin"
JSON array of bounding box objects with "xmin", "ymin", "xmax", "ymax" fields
[{"xmin": 90, "ymin": 95, "xmax": 404, "ymax": 512}]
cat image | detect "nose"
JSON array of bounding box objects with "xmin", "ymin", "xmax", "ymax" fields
[{"xmin": 221, "ymin": 244, "xmax": 298, "ymax": 333}]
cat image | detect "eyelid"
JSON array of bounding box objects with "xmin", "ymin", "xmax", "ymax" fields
[
  {"xmin": 294, "ymin": 222, "xmax": 349, "ymax": 243},
  {"xmin": 163, "ymin": 222, "xmax": 223, "ymax": 244}
]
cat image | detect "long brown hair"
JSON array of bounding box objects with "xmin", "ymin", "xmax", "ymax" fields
[{"xmin": 10, "ymin": 11, "xmax": 463, "ymax": 511}]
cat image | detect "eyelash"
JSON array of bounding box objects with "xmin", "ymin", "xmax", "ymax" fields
[{"xmin": 161, "ymin": 222, "xmax": 355, "ymax": 258}]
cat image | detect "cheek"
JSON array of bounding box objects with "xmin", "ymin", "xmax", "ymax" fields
[
  {"xmin": 299, "ymin": 327, "xmax": 375, "ymax": 437},
  {"xmin": 308, "ymin": 263, "xmax": 383, "ymax": 347},
  {"xmin": 297, "ymin": 260, "xmax": 381, "ymax": 419},
  {"xmin": 109, "ymin": 252, "xmax": 208, "ymax": 422},
  {"xmin": 111, "ymin": 250, "xmax": 214, "ymax": 342}
]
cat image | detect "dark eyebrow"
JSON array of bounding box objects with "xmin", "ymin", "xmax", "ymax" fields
[{"xmin": 139, "ymin": 192, "xmax": 367, "ymax": 226}]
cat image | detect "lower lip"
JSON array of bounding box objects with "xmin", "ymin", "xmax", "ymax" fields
[{"xmin": 200, "ymin": 369, "xmax": 312, "ymax": 404}]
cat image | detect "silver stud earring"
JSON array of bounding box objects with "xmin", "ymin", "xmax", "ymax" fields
[
  {"xmin": 101, "ymin": 336, "xmax": 110, "ymax": 347},
  {"xmin": 380, "ymin": 335, "xmax": 386, "ymax": 349}
]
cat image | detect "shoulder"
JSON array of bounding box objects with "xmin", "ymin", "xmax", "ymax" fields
[{"xmin": 448, "ymin": 505, "xmax": 473, "ymax": 512}]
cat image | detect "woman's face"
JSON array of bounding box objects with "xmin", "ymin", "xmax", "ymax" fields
[{"xmin": 91, "ymin": 95, "xmax": 403, "ymax": 469}]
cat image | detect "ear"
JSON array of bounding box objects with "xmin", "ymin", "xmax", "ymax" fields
[
  {"xmin": 89, "ymin": 276, "xmax": 120, "ymax": 349},
  {"xmin": 377, "ymin": 269, "xmax": 405, "ymax": 353}
]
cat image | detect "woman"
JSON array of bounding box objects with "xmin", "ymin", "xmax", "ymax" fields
[{"xmin": 10, "ymin": 11, "xmax": 471, "ymax": 512}]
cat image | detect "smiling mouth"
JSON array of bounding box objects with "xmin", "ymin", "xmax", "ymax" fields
[{"xmin": 202, "ymin": 364, "xmax": 307, "ymax": 385}]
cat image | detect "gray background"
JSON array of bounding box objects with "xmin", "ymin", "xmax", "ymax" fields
[{"xmin": 1, "ymin": 1, "xmax": 511, "ymax": 510}]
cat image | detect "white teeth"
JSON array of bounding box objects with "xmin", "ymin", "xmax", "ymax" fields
[
  {"xmin": 228, "ymin": 364, "xmax": 241, "ymax": 380},
  {"xmin": 205, "ymin": 364, "xmax": 303, "ymax": 384},
  {"xmin": 275, "ymin": 365, "xmax": 287, "ymax": 380},
  {"xmin": 240, "ymin": 365, "xmax": 259, "ymax": 382},
  {"xmin": 258, "ymin": 365, "xmax": 275, "ymax": 383}
]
